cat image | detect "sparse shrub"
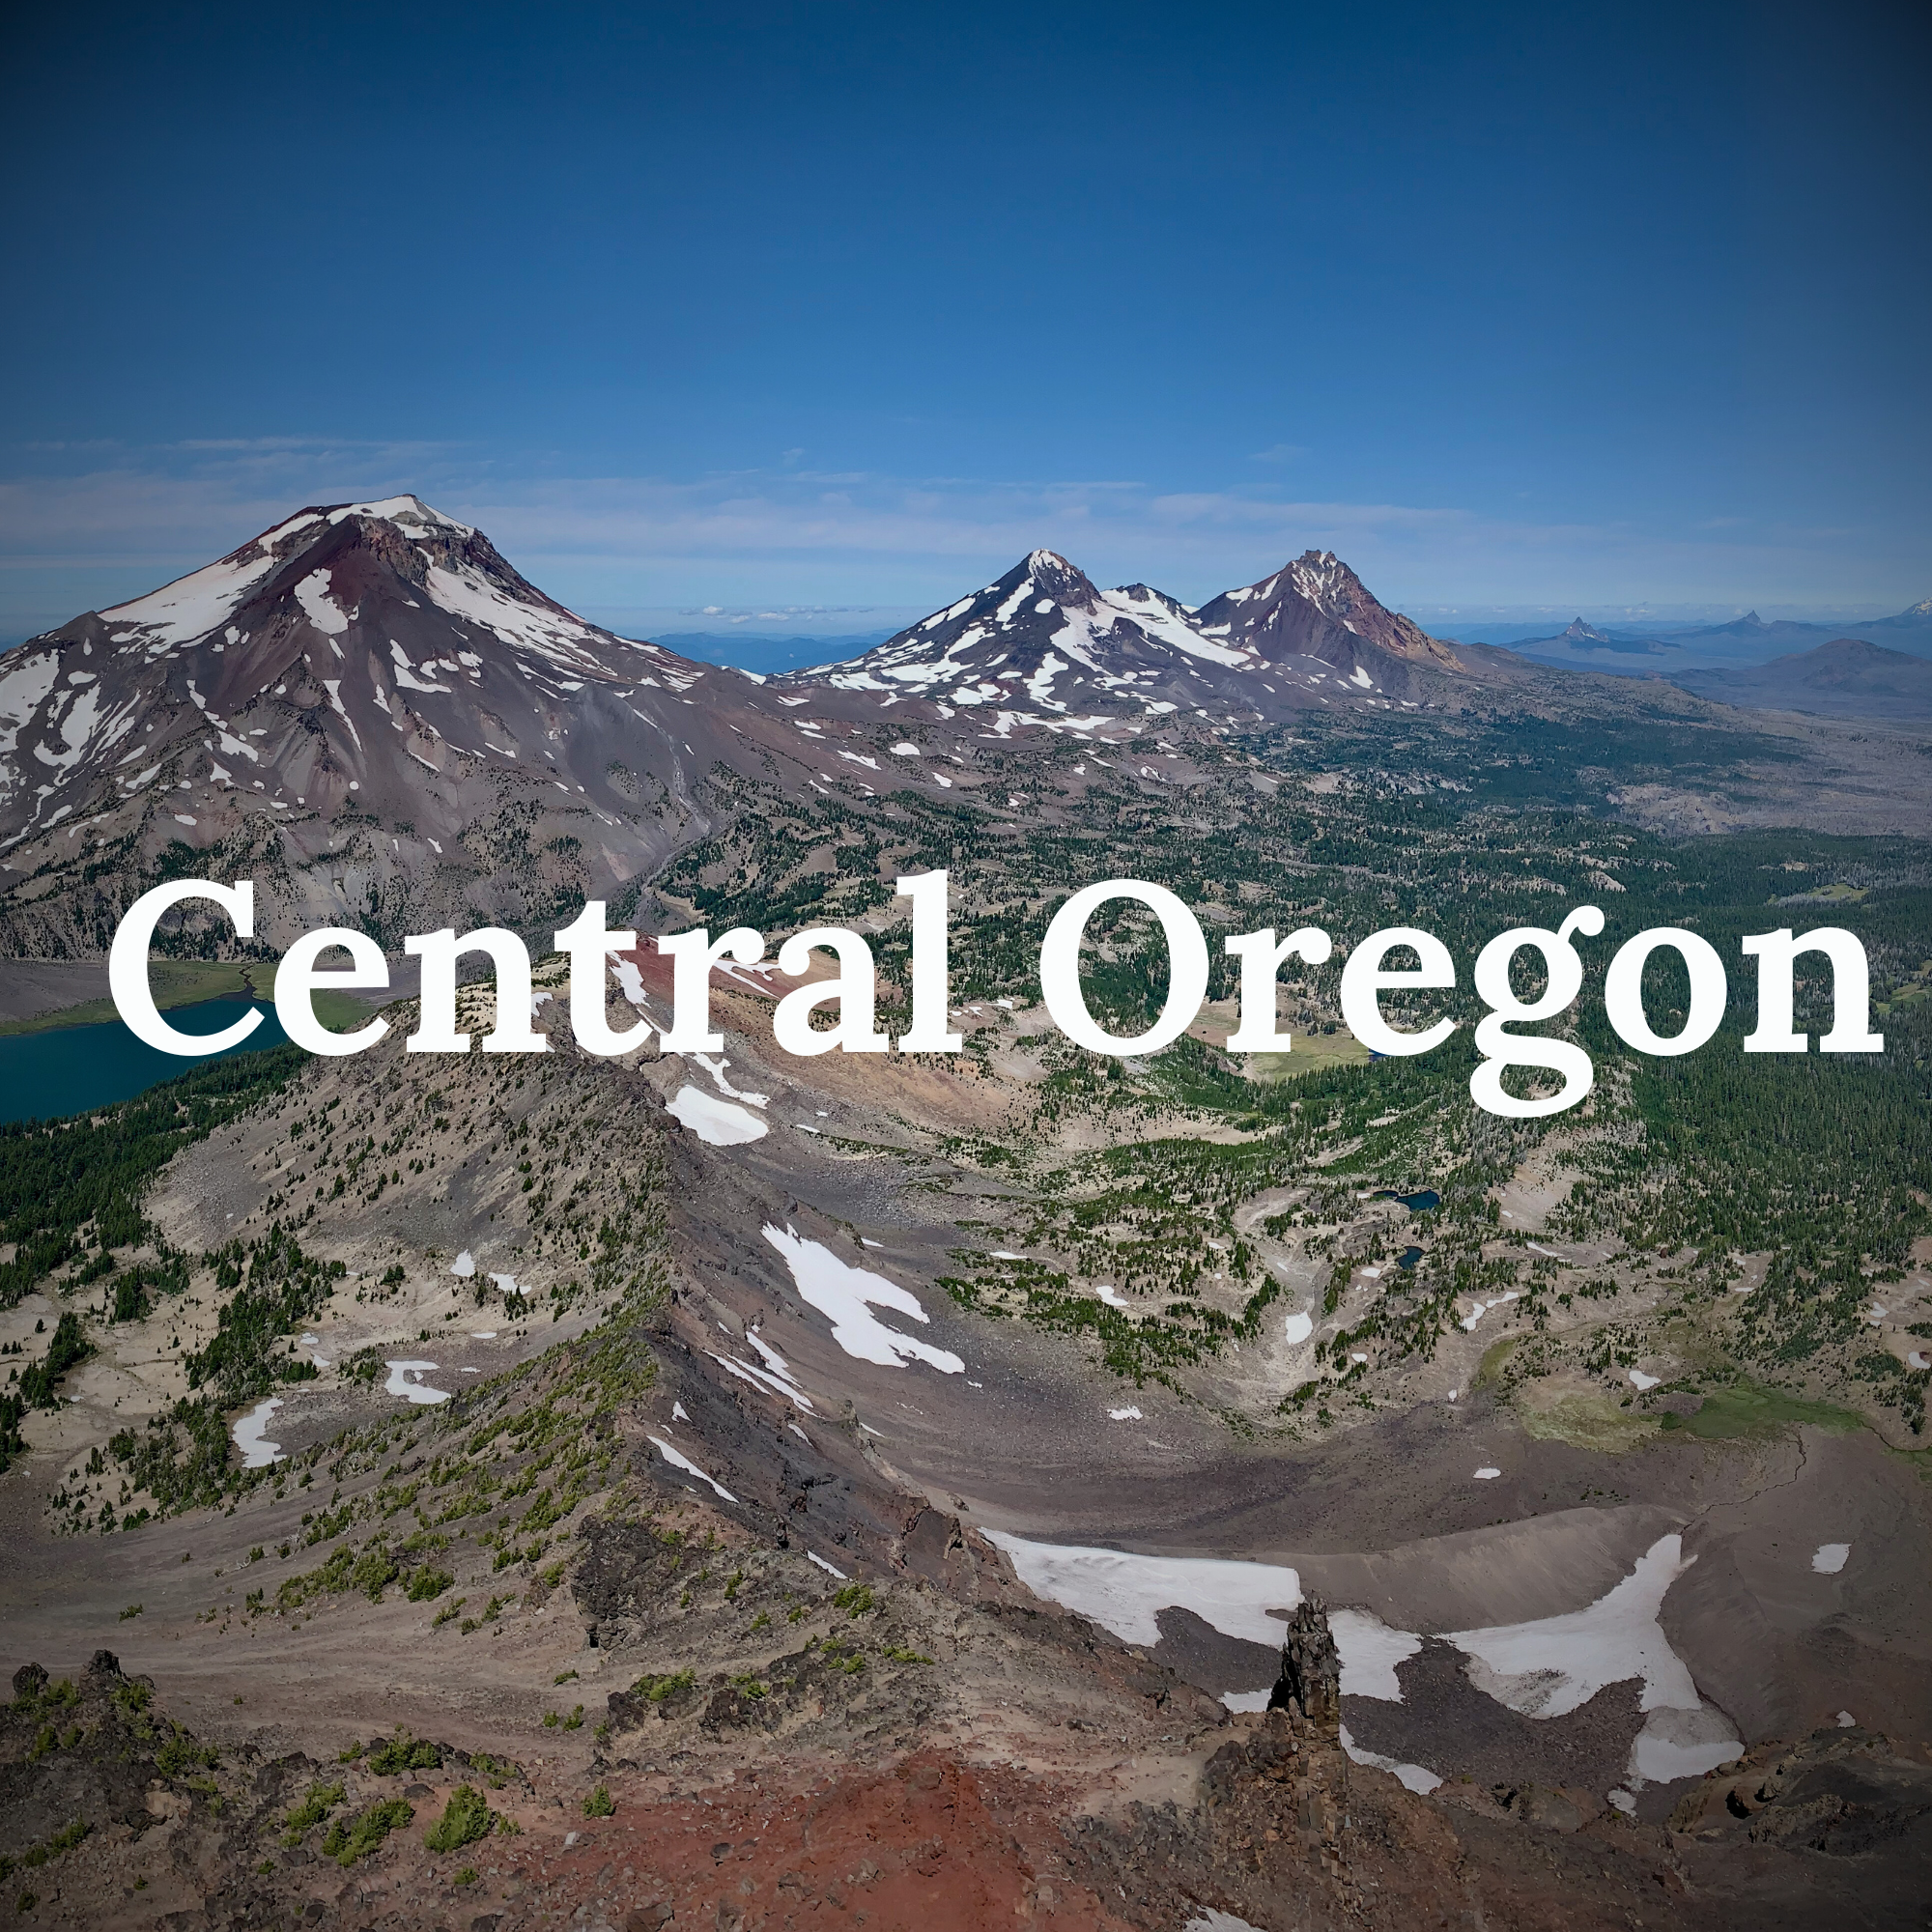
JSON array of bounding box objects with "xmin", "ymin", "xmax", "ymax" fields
[
  {"xmin": 155, "ymin": 1723, "xmax": 217, "ymax": 1776},
  {"xmin": 282, "ymin": 1779, "xmax": 344, "ymax": 1844},
  {"xmin": 630, "ymin": 1669, "xmax": 694, "ymax": 1705},
  {"xmin": 0, "ymin": 1814, "xmax": 92, "ymax": 1889},
  {"xmin": 322, "ymin": 1798, "xmax": 413, "ymax": 1865},
  {"xmin": 582, "ymin": 1784, "xmax": 614, "ymax": 1818},
  {"xmin": 350, "ymin": 1548, "xmax": 399, "ymax": 1602},
  {"xmin": 407, "ymin": 1568, "xmax": 454, "ymax": 1603},
  {"xmin": 118, "ymin": 1603, "xmax": 143, "ymax": 1621},
  {"xmin": 366, "ymin": 1731, "xmax": 440, "ymax": 1776},
  {"xmin": 424, "ymin": 1784, "xmax": 492, "ymax": 1853},
  {"xmin": 44, "ymin": 1820, "xmax": 89, "ymax": 1859}
]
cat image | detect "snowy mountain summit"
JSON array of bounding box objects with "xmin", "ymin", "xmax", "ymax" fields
[
  {"xmin": 812, "ymin": 549, "xmax": 1262, "ymax": 715},
  {"xmin": 1192, "ymin": 551, "xmax": 1462, "ymax": 670},
  {"xmin": 0, "ymin": 495, "xmax": 727, "ymax": 847},
  {"xmin": 795, "ymin": 545, "xmax": 1463, "ymax": 724},
  {"xmin": 0, "ymin": 497, "xmax": 772, "ymax": 952}
]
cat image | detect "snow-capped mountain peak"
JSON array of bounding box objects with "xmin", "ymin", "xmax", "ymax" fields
[
  {"xmin": 325, "ymin": 494, "xmax": 474, "ymax": 538},
  {"xmin": 809, "ymin": 549, "xmax": 1259, "ymax": 721},
  {"xmin": 1193, "ymin": 550, "xmax": 1462, "ymax": 671},
  {"xmin": 0, "ymin": 497, "xmax": 736, "ymax": 892},
  {"xmin": 94, "ymin": 496, "xmax": 663, "ymax": 688},
  {"xmin": 796, "ymin": 543, "xmax": 1464, "ymax": 725},
  {"xmin": 1, "ymin": 499, "xmax": 1488, "ymax": 958},
  {"xmin": 1094, "ymin": 585, "xmax": 1260, "ymax": 670},
  {"xmin": 1287, "ymin": 550, "xmax": 1353, "ymax": 611}
]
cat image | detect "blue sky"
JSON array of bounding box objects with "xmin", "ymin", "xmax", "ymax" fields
[{"xmin": 2, "ymin": 0, "xmax": 1926, "ymax": 639}]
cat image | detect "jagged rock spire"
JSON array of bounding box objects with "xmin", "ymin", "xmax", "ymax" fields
[{"xmin": 1268, "ymin": 1595, "xmax": 1342, "ymax": 1735}]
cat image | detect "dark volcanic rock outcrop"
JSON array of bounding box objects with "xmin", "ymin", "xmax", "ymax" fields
[{"xmin": 1266, "ymin": 1594, "xmax": 1342, "ymax": 1733}]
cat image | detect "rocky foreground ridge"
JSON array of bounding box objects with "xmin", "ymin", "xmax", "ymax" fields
[{"xmin": 6, "ymin": 1532, "xmax": 1928, "ymax": 1932}]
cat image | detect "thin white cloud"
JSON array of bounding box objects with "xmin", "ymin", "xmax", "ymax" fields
[{"xmin": 0, "ymin": 441, "xmax": 1919, "ymax": 628}]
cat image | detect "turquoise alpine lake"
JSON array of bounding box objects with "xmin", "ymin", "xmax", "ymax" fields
[{"xmin": 0, "ymin": 998, "xmax": 293, "ymax": 1124}]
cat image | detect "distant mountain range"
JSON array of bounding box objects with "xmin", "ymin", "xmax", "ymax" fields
[
  {"xmin": 1507, "ymin": 617, "xmax": 1672, "ymax": 662},
  {"xmin": 1859, "ymin": 597, "xmax": 1932, "ymax": 636},
  {"xmin": 1666, "ymin": 638, "xmax": 1932, "ymax": 721},
  {"xmin": 1482, "ymin": 601, "xmax": 1932, "ymax": 673}
]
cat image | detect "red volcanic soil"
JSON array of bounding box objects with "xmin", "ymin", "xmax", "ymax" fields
[{"xmin": 484, "ymin": 1755, "xmax": 1135, "ymax": 1932}]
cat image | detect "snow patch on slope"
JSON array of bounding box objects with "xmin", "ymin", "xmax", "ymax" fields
[
  {"xmin": 103, "ymin": 543, "xmax": 286, "ymax": 647},
  {"xmin": 295, "ymin": 570, "xmax": 352, "ymax": 636},
  {"xmin": 762, "ymin": 1224, "xmax": 963, "ymax": 1375}
]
